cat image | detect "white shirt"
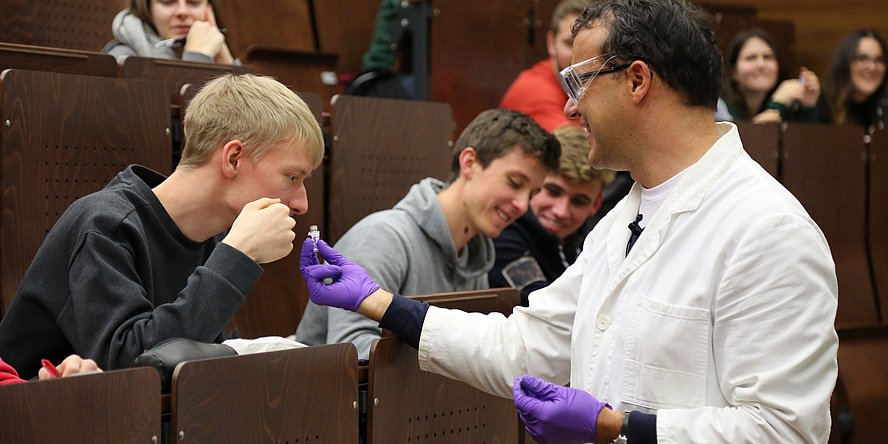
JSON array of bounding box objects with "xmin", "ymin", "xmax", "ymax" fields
[{"xmin": 418, "ymin": 123, "xmax": 838, "ymax": 443}]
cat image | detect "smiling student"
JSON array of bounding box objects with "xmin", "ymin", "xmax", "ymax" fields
[
  {"xmin": 295, "ymin": 109, "xmax": 560, "ymax": 359},
  {"xmin": 823, "ymin": 29, "xmax": 888, "ymax": 130},
  {"xmin": 720, "ymin": 28, "xmax": 821, "ymax": 124},
  {"xmin": 490, "ymin": 126, "xmax": 614, "ymax": 305}
]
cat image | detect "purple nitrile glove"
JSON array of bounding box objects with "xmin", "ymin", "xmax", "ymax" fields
[
  {"xmin": 298, "ymin": 238, "xmax": 380, "ymax": 311},
  {"xmin": 513, "ymin": 375, "xmax": 611, "ymax": 444}
]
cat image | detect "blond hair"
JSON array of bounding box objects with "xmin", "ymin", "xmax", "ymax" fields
[
  {"xmin": 553, "ymin": 126, "xmax": 615, "ymax": 185},
  {"xmin": 551, "ymin": 0, "xmax": 593, "ymax": 33},
  {"xmin": 180, "ymin": 74, "xmax": 324, "ymax": 169}
]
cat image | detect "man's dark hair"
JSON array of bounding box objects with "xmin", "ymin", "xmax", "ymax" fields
[
  {"xmin": 447, "ymin": 109, "xmax": 560, "ymax": 184},
  {"xmin": 572, "ymin": 0, "xmax": 722, "ymax": 109}
]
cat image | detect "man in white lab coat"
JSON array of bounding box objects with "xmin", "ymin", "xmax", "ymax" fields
[{"xmin": 299, "ymin": 0, "xmax": 839, "ymax": 443}]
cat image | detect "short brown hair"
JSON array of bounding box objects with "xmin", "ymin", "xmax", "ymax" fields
[
  {"xmin": 180, "ymin": 74, "xmax": 324, "ymax": 169},
  {"xmin": 553, "ymin": 126, "xmax": 615, "ymax": 185},
  {"xmin": 447, "ymin": 109, "xmax": 560, "ymax": 183}
]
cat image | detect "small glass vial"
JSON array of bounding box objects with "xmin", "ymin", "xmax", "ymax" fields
[{"xmin": 308, "ymin": 225, "xmax": 320, "ymax": 253}]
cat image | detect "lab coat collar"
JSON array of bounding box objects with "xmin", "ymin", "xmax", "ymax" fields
[{"xmin": 606, "ymin": 122, "xmax": 743, "ymax": 280}]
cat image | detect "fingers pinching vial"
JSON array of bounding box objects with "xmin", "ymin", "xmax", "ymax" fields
[
  {"xmin": 298, "ymin": 239, "xmax": 380, "ymax": 312},
  {"xmin": 224, "ymin": 198, "xmax": 296, "ymax": 264}
]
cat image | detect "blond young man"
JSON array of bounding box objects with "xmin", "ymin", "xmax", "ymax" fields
[
  {"xmin": 490, "ymin": 126, "xmax": 615, "ymax": 305},
  {"xmin": 0, "ymin": 74, "xmax": 323, "ymax": 379}
]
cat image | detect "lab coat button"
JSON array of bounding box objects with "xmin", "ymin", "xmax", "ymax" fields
[{"xmin": 597, "ymin": 316, "xmax": 610, "ymax": 330}]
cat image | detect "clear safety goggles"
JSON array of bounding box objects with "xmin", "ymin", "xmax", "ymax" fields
[{"xmin": 559, "ymin": 53, "xmax": 632, "ymax": 105}]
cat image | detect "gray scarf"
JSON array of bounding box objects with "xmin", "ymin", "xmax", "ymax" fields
[{"xmin": 111, "ymin": 9, "xmax": 178, "ymax": 59}]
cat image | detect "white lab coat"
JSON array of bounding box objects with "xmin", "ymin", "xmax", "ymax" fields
[{"xmin": 418, "ymin": 123, "xmax": 838, "ymax": 443}]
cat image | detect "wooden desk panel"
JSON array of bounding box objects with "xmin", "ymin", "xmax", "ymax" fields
[
  {"xmin": 0, "ymin": 367, "xmax": 161, "ymax": 444},
  {"xmin": 172, "ymin": 344, "xmax": 360, "ymax": 443},
  {"xmin": 781, "ymin": 123, "xmax": 874, "ymax": 328}
]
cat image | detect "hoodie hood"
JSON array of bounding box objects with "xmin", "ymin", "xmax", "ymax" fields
[{"xmin": 393, "ymin": 177, "xmax": 495, "ymax": 281}]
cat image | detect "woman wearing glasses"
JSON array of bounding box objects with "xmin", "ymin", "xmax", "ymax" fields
[
  {"xmin": 719, "ymin": 28, "xmax": 822, "ymax": 124},
  {"xmin": 823, "ymin": 29, "xmax": 888, "ymax": 131}
]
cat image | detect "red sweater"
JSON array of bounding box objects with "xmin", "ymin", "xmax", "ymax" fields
[
  {"xmin": 499, "ymin": 58, "xmax": 581, "ymax": 131},
  {"xmin": 0, "ymin": 356, "xmax": 26, "ymax": 385}
]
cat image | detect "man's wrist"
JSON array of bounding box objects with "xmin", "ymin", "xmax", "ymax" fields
[
  {"xmin": 596, "ymin": 407, "xmax": 623, "ymax": 444},
  {"xmin": 612, "ymin": 410, "xmax": 630, "ymax": 443},
  {"xmin": 356, "ymin": 288, "xmax": 393, "ymax": 321}
]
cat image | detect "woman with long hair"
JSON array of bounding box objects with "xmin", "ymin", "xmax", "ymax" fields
[
  {"xmin": 721, "ymin": 28, "xmax": 821, "ymax": 124},
  {"xmin": 823, "ymin": 29, "xmax": 888, "ymax": 131}
]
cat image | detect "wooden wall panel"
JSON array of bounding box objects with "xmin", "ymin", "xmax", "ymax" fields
[
  {"xmin": 211, "ymin": 0, "xmax": 315, "ymax": 60},
  {"xmin": 313, "ymin": 0, "xmax": 381, "ymax": 76},
  {"xmin": 0, "ymin": 0, "xmax": 127, "ymax": 52},
  {"xmin": 430, "ymin": 0, "xmax": 538, "ymax": 134}
]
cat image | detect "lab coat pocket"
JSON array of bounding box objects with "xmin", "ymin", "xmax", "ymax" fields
[{"xmin": 622, "ymin": 296, "xmax": 710, "ymax": 410}]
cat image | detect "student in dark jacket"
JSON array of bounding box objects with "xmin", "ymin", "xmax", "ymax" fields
[
  {"xmin": 0, "ymin": 74, "xmax": 323, "ymax": 379},
  {"xmin": 490, "ymin": 126, "xmax": 614, "ymax": 305}
]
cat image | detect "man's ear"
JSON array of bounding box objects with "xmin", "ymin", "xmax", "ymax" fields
[
  {"xmin": 458, "ymin": 147, "xmax": 478, "ymax": 180},
  {"xmin": 589, "ymin": 191, "xmax": 604, "ymax": 216},
  {"xmin": 220, "ymin": 140, "xmax": 246, "ymax": 178},
  {"xmin": 627, "ymin": 60, "xmax": 653, "ymax": 103},
  {"xmin": 546, "ymin": 30, "xmax": 557, "ymax": 58}
]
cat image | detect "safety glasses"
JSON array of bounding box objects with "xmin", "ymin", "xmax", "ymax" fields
[{"xmin": 559, "ymin": 53, "xmax": 632, "ymax": 105}]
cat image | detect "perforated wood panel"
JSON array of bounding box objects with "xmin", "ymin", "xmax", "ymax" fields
[
  {"xmin": 0, "ymin": 69, "xmax": 171, "ymax": 314},
  {"xmin": 171, "ymin": 344, "xmax": 360, "ymax": 444},
  {"xmin": 869, "ymin": 129, "xmax": 888, "ymax": 323},
  {"xmin": 0, "ymin": 367, "xmax": 161, "ymax": 444},
  {"xmin": 369, "ymin": 288, "xmax": 521, "ymax": 444},
  {"xmin": 368, "ymin": 336, "xmax": 520, "ymax": 444},
  {"xmin": 781, "ymin": 123, "xmax": 874, "ymax": 328},
  {"xmin": 0, "ymin": 0, "xmax": 125, "ymax": 51},
  {"xmin": 328, "ymin": 95, "xmax": 454, "ymax": 244}
]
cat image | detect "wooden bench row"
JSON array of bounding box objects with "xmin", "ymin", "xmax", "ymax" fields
[{"xmin": 0, "ymin": 288, "xmax": 522, "ymax": 444}]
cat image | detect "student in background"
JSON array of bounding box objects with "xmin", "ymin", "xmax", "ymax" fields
[
  {"xmin": 0, "ymin": 74, "xmax": 323, "ymax": 379},
  {"xmin": 490, "ymin": 126, "xmax": 614, "ymax": 306},
  {"xmin": 720, "ymin": 28, "xmax": 821, "ymax": 124},
  {"xmin": 103, "ymin": 0, "xmax": 236, "ymax": 64},
  {"xmin": 499, "ymin": 0, "xmax": 592, "ymax": 131},
  {"xmin": 295, "ymin": 109, "xmax": 560, "ymax": 360},
  {"xmin": 823, "ymin": 29, "xmax": 888, "ymax": 131}
]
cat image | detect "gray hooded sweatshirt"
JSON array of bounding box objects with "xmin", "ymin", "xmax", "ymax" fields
[{"xmin": 295, "ymin": 177, "xmax": 495, "ymax": 359}]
